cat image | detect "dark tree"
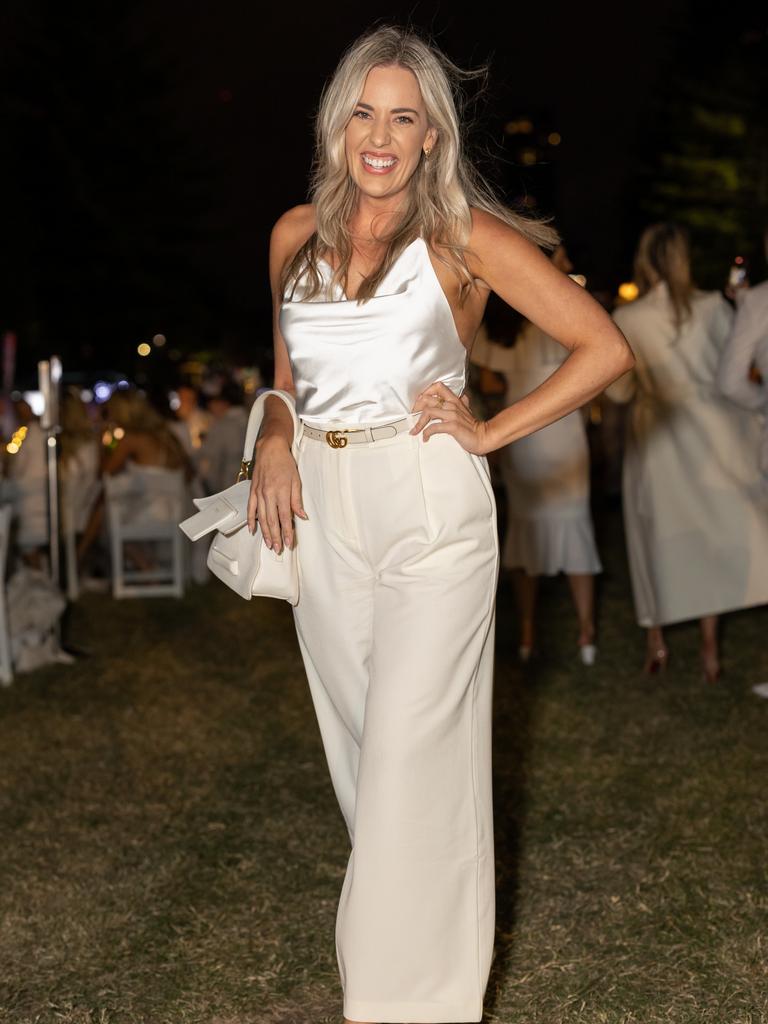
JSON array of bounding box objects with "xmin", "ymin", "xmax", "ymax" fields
[{"xmin": 640, "ymin": 14, "xmax": 768, "ymax": 287}]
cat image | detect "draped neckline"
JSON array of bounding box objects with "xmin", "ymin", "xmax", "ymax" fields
[{"xmin": 307, "ymin": 236, "xmax": 464, "ymax": 350}]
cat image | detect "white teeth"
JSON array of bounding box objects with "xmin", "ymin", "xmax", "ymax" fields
[{"xmin": 362, "ymin": 155, "xmax": 397, "ymax": 169}]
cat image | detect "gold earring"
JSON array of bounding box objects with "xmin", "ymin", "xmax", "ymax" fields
[{"xmin": 423, "ymin": 148, "xmax": 431, "ymax": 161}]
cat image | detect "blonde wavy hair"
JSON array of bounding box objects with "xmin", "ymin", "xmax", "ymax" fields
[
  {"xmin": 60, "ymin": 387, "xmax": 97, "ymax": 465},
  {"xmin": 282, "ymin": 24, "xmax": 559, "ymax": 304},
  {"xmin": 634, "ymin": 222, "xmax": 695, "ymax": 331},
  {"xmin": 106, "ymin": 390, "xmax": 186, "ymax": 467}
]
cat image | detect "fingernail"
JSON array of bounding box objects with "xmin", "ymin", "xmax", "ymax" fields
[{"xmin": 299, "ymin": 509, "xmax": 308, "ymax": 519}]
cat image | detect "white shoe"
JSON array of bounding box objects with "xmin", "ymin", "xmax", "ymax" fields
[
  {"xmin": 579, "ymin": 643, "xmax": 597, "ymax": 667},
  {"xmin": 752, "ymin": 682, "xmax": 768, "ymax": 699}
]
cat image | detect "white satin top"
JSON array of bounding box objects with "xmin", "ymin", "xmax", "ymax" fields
[{"xmin": 279, "ymin": 237, "xmax": 468, "ymax": 426}]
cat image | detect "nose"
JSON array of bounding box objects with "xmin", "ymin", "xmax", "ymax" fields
[{"xmin": 368, "ymin": 116, "xmax": 391, "ymax": 148}]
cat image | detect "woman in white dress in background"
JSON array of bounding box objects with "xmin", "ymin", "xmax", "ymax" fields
[
  {"xmin": 607, "ymin": 223, "xmax": 768, "ymax": 681},
  {"xmin": 471, "ymin": 245, "xmax": 602, "ymax": 665}
]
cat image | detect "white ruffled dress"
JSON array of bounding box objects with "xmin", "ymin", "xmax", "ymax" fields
[{"xmin": 471, "ymin": 322, "xmax": 602, "ymax": 576}]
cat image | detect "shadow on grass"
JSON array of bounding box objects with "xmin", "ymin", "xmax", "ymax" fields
[{"xmin": 484, "ymin": 576, "xmax": 539, "ymax": 1021}]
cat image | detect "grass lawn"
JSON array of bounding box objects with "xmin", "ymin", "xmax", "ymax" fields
[{"xmin": 0, "ymin": 504, "xmax": 766, "ymax": 1024}]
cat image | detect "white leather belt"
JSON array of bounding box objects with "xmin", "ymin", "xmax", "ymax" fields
[{"xmin": 301, "ymin": 416, "xmax": 413, "ymax": 449}]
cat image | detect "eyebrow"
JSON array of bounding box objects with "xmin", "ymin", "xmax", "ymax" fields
[{"xmin": 355, "ymin": 101, "xmax": 421, "ymax": 116}]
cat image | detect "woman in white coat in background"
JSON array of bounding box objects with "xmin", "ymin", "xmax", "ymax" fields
[
  {"xmin": 470, "ymin": 245, "xmax": 602, "ymax": 665},
  {"xmin": 716, "ymin": 236, "xmax": 768, "ymax": 479},
  {"xmin": 607, "ymin": 223, "xmax": 768, "ymax": 682}
]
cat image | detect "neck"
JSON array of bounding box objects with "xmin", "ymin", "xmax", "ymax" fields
[{"xmin": 350, "ymin": 192, "xmax": 407, "ymax": 241}]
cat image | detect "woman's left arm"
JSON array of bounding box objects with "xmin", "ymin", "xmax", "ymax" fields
[{"xmin": 412, "ymin": 211, "xmax": 634, "ymax": 453}]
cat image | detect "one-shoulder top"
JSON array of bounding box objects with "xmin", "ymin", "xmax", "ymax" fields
[{"xmin": 279, "ymin": 237, "xmax": 468, "ymax": 426}]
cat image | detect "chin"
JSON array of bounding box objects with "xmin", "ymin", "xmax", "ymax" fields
[{"xmin": 350, "ymin": 171, "xmax": 413, "ymax": 200}]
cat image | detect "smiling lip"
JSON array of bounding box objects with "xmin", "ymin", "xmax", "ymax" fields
[{"xmin": 360, "ymin": 152, "xmax": 399, "ymax": 174}]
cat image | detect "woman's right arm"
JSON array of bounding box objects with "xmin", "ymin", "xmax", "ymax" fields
[
  {"xmin": 247, "ymin": 206, "xmax": 315, "ymax": 553},
  {"xmin": 717, "ymin": 290, "xmax": 767, "ymax": 412}
]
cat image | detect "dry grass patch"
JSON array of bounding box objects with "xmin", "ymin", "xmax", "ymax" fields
[{"xmin": 1, "ymin": 508, "xmax": 767, "ymax": 1023}]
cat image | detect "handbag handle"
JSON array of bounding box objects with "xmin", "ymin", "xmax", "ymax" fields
[{"xmin": 237, "ymin": 389, "xmax": 300, "ymax": 482}]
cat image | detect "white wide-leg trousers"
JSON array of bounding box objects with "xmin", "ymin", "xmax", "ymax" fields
[{"xmin": 292, "ymin": 421, "xmax": 499, "ymax": 1024}]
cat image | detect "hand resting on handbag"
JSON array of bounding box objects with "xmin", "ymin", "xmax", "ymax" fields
[{"xmin": 179, "ymin": 389, "xmax": 301, "ymax": 603}]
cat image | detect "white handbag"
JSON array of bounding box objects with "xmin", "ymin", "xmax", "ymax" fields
[{"xmin": 179, "ymin": 389, "xmax": 301, "ymax": 604}]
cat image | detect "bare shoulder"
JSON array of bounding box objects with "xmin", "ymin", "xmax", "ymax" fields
[
  {"xmin": 465, "ymin": 207, "xmax": 546, "ymax": 278},
  {"xmin": 271, "ymin": 204, "xmax": 316, "ymax": 259}
]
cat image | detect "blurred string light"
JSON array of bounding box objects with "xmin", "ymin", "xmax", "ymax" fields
[
  {"xmin": 520, "ymin": 148, "xmax": 538, "ymax": 166},
  {"xmin": 137, "ymin": 342, "xmax": 151, "ymax": 357},
  {"xmin": 6, "ymin": 425, "xmax": 27, "ymax": 455},
  {"xmin": 548, "ymin": 132, "xmax": 562, "ymax": 146},
  {"xmin": 80, "ymin": 388, "xmax": 94, "ymax": 403},
  {"xmin": 93, "ymin": 381, "xmax": 112, "ymax": 403},
  {"xmin": 153, "ymin": 333, "xmax": 166, "ymax": 347},
  {"xmin": 505, "ymin": 118, "xmax": 533, "ymax": 135},
  {"xmin": 101, "ymin": 425, "xmax": 126, "ymax": 449},
  {"xmin": 618, "ymin": 282, "xmax": 639, "ymax": 302}
]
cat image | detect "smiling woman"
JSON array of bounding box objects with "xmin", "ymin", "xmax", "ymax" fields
[
  {"xmin": 281, "ymin": 28, "xmax": 557, "ymax": 309},
  {"xmin": 246, "ymin": 23, "xmax": 633, "ymax": 1024}
]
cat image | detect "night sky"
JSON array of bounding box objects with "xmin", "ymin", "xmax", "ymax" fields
[{"xmin": 3, "ymin": 1, "xmax": 766, "ymax": 382}]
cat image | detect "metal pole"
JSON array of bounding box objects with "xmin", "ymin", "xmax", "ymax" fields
[{"xmin": 38, "ymin": 357, "xmax": 62, "ymax": 587}]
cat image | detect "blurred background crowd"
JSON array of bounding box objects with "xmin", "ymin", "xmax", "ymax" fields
[
  {"xmin": 1, "ymin": 1, "xmax": 766, "ymax": 686},
  {"xmin": 3, "ymin": 218, "xmax": 767, "ymax": 687}
]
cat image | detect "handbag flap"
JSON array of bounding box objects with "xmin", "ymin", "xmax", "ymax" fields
[{"xmin": 180, "ymin": 481, "xmax": 250, "ymax": 540}]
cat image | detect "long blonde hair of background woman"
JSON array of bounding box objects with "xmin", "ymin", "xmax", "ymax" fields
[
  {"xmin": 633, "ymin": 222, "xmax": 695, "ymax": 332},
  {"xmin": 106, "ymin": 391, "xmax": 186, "ymax": 467},
  {"xmin": 282, "ymin": 24, "xmax": 559, "ymax": 305}
]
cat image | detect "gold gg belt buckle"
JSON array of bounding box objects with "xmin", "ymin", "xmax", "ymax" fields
[{"xmin": 325, "ymin": 429, "xmax": 349, "ymax": 449}]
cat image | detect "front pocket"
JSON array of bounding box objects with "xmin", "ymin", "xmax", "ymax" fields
[{"xmin": 418, "ymin": 433, "xmax": 496, "ymax": 534}]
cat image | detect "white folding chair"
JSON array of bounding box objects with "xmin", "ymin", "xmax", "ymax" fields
[
  {"xmin": 0, "ymin": 504, "xmax": 14, "ymax": 685},
  {"xmin": 62, "ymin": 472, "xmax": 102, "ymax": 602},
  {"xmin": 104, "ymin": 468, "xmax": 185, "ymax": 599}
]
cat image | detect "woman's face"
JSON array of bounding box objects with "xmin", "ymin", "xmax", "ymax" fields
[{"xmin": 345, "ymin": 64, "xmax": 437, "ymax": 206}]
